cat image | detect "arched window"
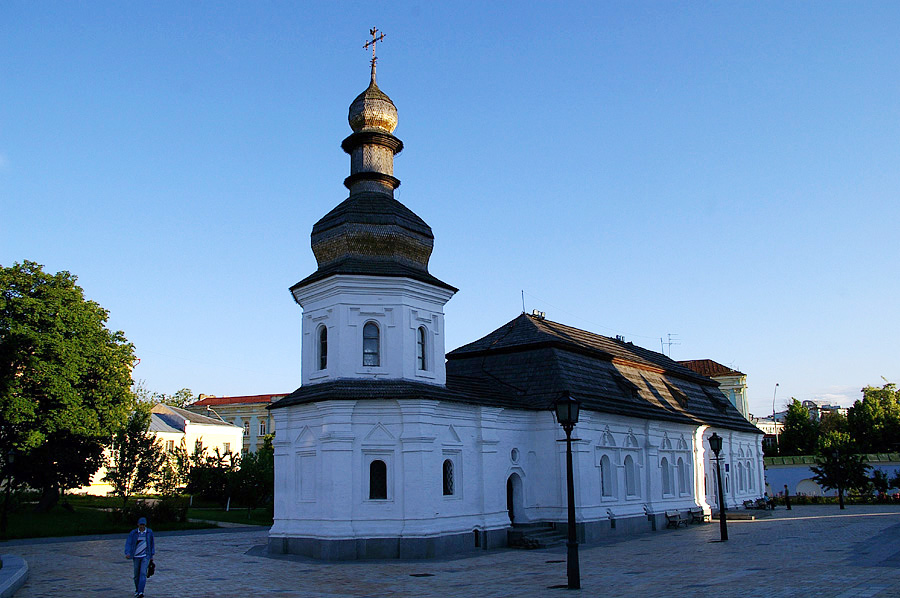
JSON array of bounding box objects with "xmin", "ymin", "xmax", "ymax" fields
[
  {"xmin": 738, "ymin": 462, "xmax": 745, "ymax": 492},
  {"xmin": 677, "ymin": 457, "xmax": 687, "ymax": 495},
  {"xmin": 660, "ymin": 457, "xmax": 671, "ymax": 495},
  {"xmin": 417, "ymin": 326, "xmax": 427, "ymax": 370},
  {"xmin": 318, "ymin": 326, "xmax": 327, "ymax": 370},
  {"xmin": 600, "ymin": 454, "xmax": 613, "ymax": 497},
  {"xmin": 363, "ymin": 322, "xmax": 380, "ymax": 367},
  {"xmin": 369, "ymin": 460, "xmax": 387, "ymax": 499},
  {"xmin": 624, "ymin": 454, "xmax": 637, "ymax": 497},
  {"xmin": 747, "ymin": 461, "xmax": 754, "ymax": 490},
  {"xmin": 442, "ymin": 459, "xmax": 454, "ymax": 495}
]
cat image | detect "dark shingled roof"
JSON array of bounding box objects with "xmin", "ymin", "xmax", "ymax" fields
[
  {"xmin": 311, "ymin": 192, "xmax": 433, "ymax": 239},
  {"xmin": 290, "ymin": 257, "xmax": 457, "ymax": 293},
  {"xmin": 445, "ymin": 314, "xmax": 759, "ymax": 434},
  {"xmin": 270, "ymin": 314, "xmax": 760, "ymax": 434}
]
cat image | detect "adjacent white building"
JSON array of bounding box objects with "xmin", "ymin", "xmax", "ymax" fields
[{"xmin": 268, "ymin": 60, "xmax": 763, "ymax": 560}]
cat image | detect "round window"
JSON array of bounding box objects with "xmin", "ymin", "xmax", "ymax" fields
[{"xmin": 510, "ymin": 448, "xmax": 520, "ymax": 463}]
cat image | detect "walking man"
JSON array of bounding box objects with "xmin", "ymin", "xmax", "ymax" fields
[{"xmin": 124, "ymin": 516, "xmax": 155, "ymax": 598}]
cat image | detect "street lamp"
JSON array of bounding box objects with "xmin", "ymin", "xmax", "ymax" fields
[
  {"xmin": 771, "ymin": 383, "xmax": 780, "ymax": 452},
  {"xmin": 553, "ymin": 391, "xmax": 581, "ymax": 590},
  {"xmin": 708, "ymin": 432, "xmax": 728, "ymax": 541}
]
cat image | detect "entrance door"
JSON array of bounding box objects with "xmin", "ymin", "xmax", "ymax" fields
[{"xmin": 507, "ymin": 473, "xmax": 523, "ymax": 524}]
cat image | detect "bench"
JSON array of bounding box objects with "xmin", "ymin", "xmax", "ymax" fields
[
  {"xmin": 689, "ymin": 507, "xmax": 708, "ymax": 523},
  {"xmin": 665, "ymin": 510, "xmax": 688, "ymax": 528}
]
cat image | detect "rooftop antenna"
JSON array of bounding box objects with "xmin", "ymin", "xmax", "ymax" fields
[
  {"xmin": 521, "ymin": 290, "xmax": 525, "ymax": 313},
  {"xmin": 363, "ymin": 27, "xmax": 386, "ymax": 82},
  {"xmin": 661, "ymin": 333, "xmax": 680, "ymax": 357}
]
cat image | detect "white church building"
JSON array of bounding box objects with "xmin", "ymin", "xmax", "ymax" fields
[{"xmin": 268, "ymin": 56, "xmax": 763, "ymax": 560}]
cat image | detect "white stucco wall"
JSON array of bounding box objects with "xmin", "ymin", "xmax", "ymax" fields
[{"xmin": 270, "ymin": 399, "xmax": 763, "ymax": 543}]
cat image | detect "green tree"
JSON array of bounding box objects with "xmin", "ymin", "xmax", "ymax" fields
[
  {"xmin": 779, "ymin": 399, "xmax": 819, "ymax": 456},
  {"xmin": 847, "ymin": 382, "xmax": 900, "ymax": 453},
  {"xmin": 819, "ymin": 411, "xmax": 848, "ymax": 437},
  {"xmin": 871, "ymin": 470, "xmax": 890, "ymax": 496},
  {"xmin": 186, "ymin": 444, "xmax": 237, "ymax": 506},
  {"xmin": 133, "ymin": 381, "xmax": 195, "ymax": 408},
  {"xmin": 0, "ymin": 261, "xmax": 134, "ymax": 515},
  {"xmin": 229, "ymin": 435, "xmax": 274, "ymax": 517},
  {"xmin": 811, "ymin": 431, "xmax": 870, "ymax": 509},
  {"xmin": 104, "ymin": 406, "xmax": 166, "ymax": 507}
]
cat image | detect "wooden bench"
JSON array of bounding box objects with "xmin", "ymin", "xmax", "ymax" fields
[
  {"xmin": 665, "ymin": 510, "xmax": 688, "ymax": 528},
  {"xmin": 689, "ymin": 507, "xmax": 708, "ymax": 523}
]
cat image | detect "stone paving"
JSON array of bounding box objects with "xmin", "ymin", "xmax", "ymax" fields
[{"xmin": 6, "ymin": 505, "xmax": 900, "ymax": 597}]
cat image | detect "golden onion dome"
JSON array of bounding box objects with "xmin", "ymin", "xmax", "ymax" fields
[{"xmin": 348, "ymin": 69, "xmax": 398, "ymax": 133}]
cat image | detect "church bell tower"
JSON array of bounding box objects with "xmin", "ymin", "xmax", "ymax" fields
[{"xmin": 290, "ymin": 33, "xmax": 456, "ymax": 387}]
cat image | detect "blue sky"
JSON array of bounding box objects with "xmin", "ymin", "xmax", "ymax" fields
[{"xmin": 2, "ymin": 2, "xmax": 898, "ymax": 417}]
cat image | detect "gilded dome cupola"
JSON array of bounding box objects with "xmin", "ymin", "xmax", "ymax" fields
[{"xmin": 291, "ymin": 31, "xmax": 456, "ymax": 295}]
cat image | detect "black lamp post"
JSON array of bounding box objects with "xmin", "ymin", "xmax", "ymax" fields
[
  {"xmin": 708, "ymin": 432, "xmax": 728, "ymax": 541},
  {"xmin": 554, "ymin": 392, "xmax": 581, "ymax": 590}
]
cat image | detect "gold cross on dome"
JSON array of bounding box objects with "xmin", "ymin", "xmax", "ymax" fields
[{"xmin": 363, "ymin": 27, "xmax": 386, "ymax": 67}]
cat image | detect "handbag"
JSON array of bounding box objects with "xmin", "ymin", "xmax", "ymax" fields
[{"xmin": 147, "ymin": 559, "xmax": 156, "ymax": 577}]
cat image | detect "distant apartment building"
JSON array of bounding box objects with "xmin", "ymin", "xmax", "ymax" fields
[
  {"xmin": 801, "ymin": 399, "xmax": 848, "ymax": 421},
  {"xmin": 187, "ymin": 394, "xmax": 287, "ymax": 453},
  {"xmin": 678, "ymin": 359, "xmax": 749, "ymax": 419}
]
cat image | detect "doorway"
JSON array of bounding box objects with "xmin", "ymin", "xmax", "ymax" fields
[{"xmin": 507, "ymin": 473, "xmax": 523, "ymax": 524}]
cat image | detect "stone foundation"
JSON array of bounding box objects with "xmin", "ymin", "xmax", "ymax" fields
[{"xmin": 268, "ymin": 528, "xmax": 507, "ymax": 560}]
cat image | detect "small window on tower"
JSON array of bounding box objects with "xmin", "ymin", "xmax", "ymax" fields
[
  {"xmin": 417, "ymin": 326, "xmax": 427, "ymax": 371},
  {"xmin": 363, "ymin": 322, "xmax": 380, "ymax": 367},
  {"xmin": 318, "ymin": 325, "xmax": 327, "ymax": 370}
]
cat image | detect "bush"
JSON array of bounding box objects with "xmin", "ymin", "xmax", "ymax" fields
[{"xmin": 110, "ymin": 495, "xmax": 190, "ymax": 525}]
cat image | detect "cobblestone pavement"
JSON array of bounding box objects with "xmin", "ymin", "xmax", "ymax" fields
[{"xmin": 6, "ymin": 505, "xmax": 900, "ymax": 598}]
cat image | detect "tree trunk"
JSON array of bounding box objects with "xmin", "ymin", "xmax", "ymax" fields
[
  {"xmin": 1, "ymin": 475, "xmax": 13, "ymax": 536},
  {"xmin": 838, "ymin": 488, "xmax": 845, "ymax": 509},
  {"xmin": 34, "ymin": 485, "xmax": 59, "ymax": 513}
]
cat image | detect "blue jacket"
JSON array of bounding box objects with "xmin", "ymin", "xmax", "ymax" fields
[{"xmin": 124, "ymin": 527, "xmax": 155, "ymax": 558}]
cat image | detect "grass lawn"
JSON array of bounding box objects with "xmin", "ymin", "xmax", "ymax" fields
[
  {"xmin": 188, "ymin": 507, "xmax": 273, "ymax": 526},
  {"xmin": 1, "ymin": 504, "xmax": 215, "ymax": 540}
]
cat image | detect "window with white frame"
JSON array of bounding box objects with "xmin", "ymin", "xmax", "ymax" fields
[
  {"xmin": 363, "ymin": 322, "xmax": 380, "ymax": 367},
  {"xmin": 165, "ymin": 440, "xmax": 175, "ymax": 452},
  {"xmin": 417, "ymin": 326, "xmax": 427, "ymax": 371},
  {"xmin": 243, "ymin": 421, "xmax": 250, "ymax": 436},
  {"xmin": 369, "ymin": 459, "xmax": 387, "ymax": 499},
  {"xmin": 318, "ymin": 325, "xmax": 327, "ymax": 370},
  {"xmin": 259, "ymin": 420, "xmax": 267, "ymax": 436},
  {"xmin": 442, "ymin": 459, "xmax": 454, "ymax": 496}
]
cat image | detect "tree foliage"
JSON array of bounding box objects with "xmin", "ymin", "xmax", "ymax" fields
[
  {"xmin": 133, "ymin": 381, "xmax": 195, "ymax": 408},
  {"xmin": 0, "ymin": 261, "xmax": 134, "ymax": 510},
  {"xmin": 811, "ymin": 431, "xmax": 870, "ymax": 509},
  {"xmin": 778, "ymin": 399, "xmax": 819, "ymax": 456},
  {"xmin": 186, "ymin": 444, "xmax": 238, "ymax": 506},
  {"xmin": 847, "ymin": 383, "xmax": 900, "ymax": 454},
  {"xmin": 229, "ymin": 435, "xmax": 274, "ymax": 516},
  {"xmin": 104, "ymin": 406, "xmax": 166, "ymax": 507}
]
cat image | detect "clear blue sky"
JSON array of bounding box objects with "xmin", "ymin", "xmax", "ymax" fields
[{"xmin": 2, "ymin": 2, "xmax": 898, "ymax": 417}]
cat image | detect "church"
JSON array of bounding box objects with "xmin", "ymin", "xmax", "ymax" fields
[{"xmin": 267, "ymin": 45, "xmax": 763, "ymax": 560}]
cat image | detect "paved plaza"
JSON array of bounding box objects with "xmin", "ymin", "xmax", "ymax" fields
[{"xmin": 6, "ymin": 505, "xmax": 900, "ymax": 597}]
